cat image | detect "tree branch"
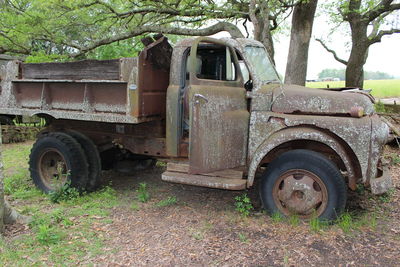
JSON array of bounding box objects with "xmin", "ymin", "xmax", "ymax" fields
[
  {"xmin": 72, "ymin": 21, "xmax": 244, "ymax": 57},
  {"xmin": 369, "ymin": 28, "xmax": 400, "ymax": 44},
  {"xmin": 94, "ymin": 4, "xmax": 249, "ymax": 20},
  {"xmin": 315, "ymin": 38, "xmax": 348, "ymax": 65},
  {"xmin": 366, "ymin": 0, "xmax": 400, "ymax": 22},
  {"xmin": 0, "ymin": 31, "xmax": 30, "ymax": 54}
]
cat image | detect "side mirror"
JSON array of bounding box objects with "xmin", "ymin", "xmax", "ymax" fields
[{"xmin": 244, "ymin": 80, "xmax": 253, "ymax": 91}]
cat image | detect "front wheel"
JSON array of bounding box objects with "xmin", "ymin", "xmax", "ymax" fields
[{"xmin": 260, "ymin": 149, "xmax": 347, "ymax": 221}]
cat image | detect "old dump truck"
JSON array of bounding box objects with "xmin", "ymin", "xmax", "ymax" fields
[{"xmin": 0, "ymin": 35, "xmax": 393, "ymax": 220}]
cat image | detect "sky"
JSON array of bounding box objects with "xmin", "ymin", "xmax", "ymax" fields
[
  {"xmin": 212, "ymin": 5, "xmax": 400, "ymax": 80},
  {"xmin": 273, "ymin": 15, "xmax": 400, "ymax": 80}
]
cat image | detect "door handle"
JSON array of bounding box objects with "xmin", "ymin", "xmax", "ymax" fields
[{"xmin": 193, "ymin": 93, "xmax": 208, "ymax": 104}]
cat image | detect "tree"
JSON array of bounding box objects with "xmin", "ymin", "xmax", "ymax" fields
[
  {"xmin": 318, "ymin": 68, "xmax": 393, "ymax": 80},
  {"xmin": 317, "ymin": 0, "xmax": 400, "ymax": 88},
  {"xmin": 0, "ymin": 125, "xmax": 29, "ymax": 234},
  {"xmin": 284, "ymin": 0, "xmax": 318, "ymax": 85},
  {"xmin": 0, "ymin": 0, "xmax": 299, "ymax": 62}
]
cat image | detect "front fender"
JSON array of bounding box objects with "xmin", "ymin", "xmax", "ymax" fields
[{"xmin": 246, "ymin": 127, "xmax": 357, "ymax": 189}]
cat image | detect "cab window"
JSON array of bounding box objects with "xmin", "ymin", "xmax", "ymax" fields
[{"xmin": 188, "ymin": 44, "xmax": 237, "ymax": 81}]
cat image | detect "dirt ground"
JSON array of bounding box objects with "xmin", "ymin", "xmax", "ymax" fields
[
  {"xmin": 3, "ymin": 134, "xmax": 400, "ymax": 266},
  {"xmin": 82, "ymin": 149, "xmax": 399, "ymax": 266}
]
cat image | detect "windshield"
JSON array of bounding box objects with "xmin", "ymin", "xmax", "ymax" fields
[{"xmin": 244, "ymin": 46, "xmax": 280, "ymax": 83}]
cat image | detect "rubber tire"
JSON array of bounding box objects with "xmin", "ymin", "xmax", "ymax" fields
[
  {"xmin": 260, "ymin": 149, "xmax": 347, "ymax": 221},
  {"xmin": 29, "ymin": 132, "xmax": 89, "ymax": 193},
  {"xmin": 0, "ymin": 115, "xmax": 14, "ymax": 125},
  {"xmin": 65, "ymin": 130, "xmax": 102, "ymax": 191}
]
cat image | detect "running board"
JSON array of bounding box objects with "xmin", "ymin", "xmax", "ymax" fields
[
  {"xmin": 166, "ymin": 162, "xmax": 244, "ymax": 179},
  {"xmin": 161, "ymin": 171, "xmax": 246, "ymax": 190}
]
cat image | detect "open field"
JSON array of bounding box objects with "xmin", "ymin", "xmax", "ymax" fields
[
  {"xmin": 307, "ymin": 79, "xmax": 400, "ymax": 98},
  {"xmin": 1, "ymin": 141, "xmax": 400, "ymax": 266}
]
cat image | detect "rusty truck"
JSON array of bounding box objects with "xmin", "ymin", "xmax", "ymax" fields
[{"xmin": 0, "ymin": 35, "xmax": 393, "ymax": 220}]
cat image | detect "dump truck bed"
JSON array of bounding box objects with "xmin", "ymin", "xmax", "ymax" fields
[{"xmin": 0, "ymin": 36, "xmax": 172, "ymax": 124}]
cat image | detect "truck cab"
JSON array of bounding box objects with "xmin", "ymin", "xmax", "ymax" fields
[{"xmin": 0, "ymin": 36, "xmax": 392, "ymax": 220}]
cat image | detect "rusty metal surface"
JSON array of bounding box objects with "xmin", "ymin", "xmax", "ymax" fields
[
  {"xmin": 135, "ymin": 49, "xmax": 169, "ymax": 118},
  {"xmin": 188, "ymin": 84, "xmax": 249, "ymax": 174},
  {"xmin": 49, "ymin": 119, "xmax": 167, "ymax": 158},
  {"xmin": 368, "ymin": 115, "xmax": 391, "ymax": 183},
  {"xmin": 165, "ymin": 85, "xmax": 180, "ymax": 157},
  {"xmin": 247, "ymin": 124, "xmax": 358, "ymax": 189},
  {"xmin": 21, "ymin": 59, "xmax": 120, "ymax": 80},
  {"xmin": 121, "ymin": 136, "xmax": 166, "ymax": 157},
  {"xmin": 271, "ymin": 84, "xmax": 375, "ymax": 116},
  {"xmin": 161, "ymin": 171, "xmax": 246, "ymax": 190},
  {"xmin": 1, "ymin": 37, "xmax": 173, "ymax": 124},
  {"xmin": 273, "ymin": 169, "xmax": 328, "ymax": 218},
  {"xmin": 370, "ymin": 167, "xmax": 393, "ymax": 195}
]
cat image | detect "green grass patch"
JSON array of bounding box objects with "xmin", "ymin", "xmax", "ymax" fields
[
  {"xmin": 0, "ymin": 142, "xmax": 119, "ymax": 265},
  {"xmin": 307, "ymin": 79, "xmax": 400, "ymax": 98},
  {"xmin": 156, "ymin": 196, "xmax": 177, "ymax": 207},
  {"xmin": 136, "ymin": 182, "xmax": 150, "ymax": 203},
  {"xmin": 238, "ymin": 232, "xmax": 249, "ymax": 243}
]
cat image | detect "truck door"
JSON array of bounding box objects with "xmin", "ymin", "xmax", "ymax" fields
[{"xmin": 187, "ymin": 38, "xmax": 250, "ymax": 174}]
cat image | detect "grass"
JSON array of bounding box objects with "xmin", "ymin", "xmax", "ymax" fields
[
  {"xmin": 0, "ymin": 143, "xmax": 119, "ymax": 266},
  {"xmin": 156, "ymin": 196, "xmax": 177, "ymax": 207},
  {"xmin": 336, "ymin": 212, "xmax": 377, "ymax": 233},
  {"xmin": 307, "ymin": 79, "xmax": 400, "ymax": 98},
  {"xmin": 136, "ymin": 182, "xmax": 150, "ymax": 203},
  {"xmin": 238, "ymin": 232, "xmax": 249, "ymax": 243}
]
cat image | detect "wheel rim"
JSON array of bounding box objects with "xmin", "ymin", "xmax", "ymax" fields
[
  {"xmin": 272, "ymin": 169, "xmax": 328, "ymax": 218},
  {"xmin": 38, "ymin": 148, "xmax": 69, "ymax": 190}
]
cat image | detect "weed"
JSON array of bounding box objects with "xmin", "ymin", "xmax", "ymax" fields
[
  {"xmin": 156, "ymin": 161, "xmax": 167, "ymax": 167},
  {"xmin": 337, "ymin": 212, "xmax": 353, "ymax": 233},
  {"xmin": 238, "ymin": 233, "xmax": 248, "ymax": 243},
  {"xmin": 374, "ymin": 101, "xmax": 386, "ymax": 113},
  {"xmin": 188, "ymin": 227, "xmax": 204, "ymax": 240},
  {"xmin": 390, "ymin": 153, "xmax": 400, "ymax": 165},
  {"xmin": 335, "ymin": 211, "xmax": 378, "ymax": 233},
  {"xmin": 309, "ymin": 217, "xmax": 328, "ymax": 232},
  {"xmin": 36, "ymin": 225, "xmax": 63, "ymax": 245},
  {"xmin": 271, "ymin": 212, "xmax": 284, "ymax": 223},
  {"xmin": 51, "ymin": 208, "xmax": 65, "ymax": 223},
  {"xmin": 136, "ymin": 183, "xmax": 150, "ymax": 202},
  {"xmin": 283, "ymin": 254, "xmax": 290, "ymax": 267},
  {"xmin": 288, "ymin": 214, "xmax": 300, "ymax": 226},
  {"xmin": 4, "ymin": 169, "xmax": 34, "ymax": 196},
  {"xmin": 156, "ymin": 196, "xmax": 177, "ymax": 207},
  {"xmin": 379, "ymin": 189, "xmax": 395, "ymax": 203},
  {"xmin": 131, "ymin": 201, "xmax": 140, "ymax": 211},
  {"xmin": 234, "ymin": 193, "xmax": 253, "ymax": 217},
  {"xmin": 48, "ymin": 182, "xmax": 80, "ymax": 203},
  {"xmin": 355, "ymin": 184, "xmax": 366, "ymax": 195},
  {"xmin": 50, "ymin": 208, "xmax": 73, "ymax": 227}
]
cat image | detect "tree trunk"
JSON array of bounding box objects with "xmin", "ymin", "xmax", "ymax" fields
[
  {"xmin": 284, "ymin": 0, "xmax": 318, "ymax": 85},
  {"xmin": 250, "ymin": 0, "xmax": 275, "ymax": 64},
  {"xmin": 0, "ymin": 125, "xmax": 29, "ymax": 235},
  {"xmin": 0, "ymin": 125, "xmax": 5, "ymax": 233},
  {"xmin": 345, "ymin": 21, "xmax": 369, "ymax": 88}
]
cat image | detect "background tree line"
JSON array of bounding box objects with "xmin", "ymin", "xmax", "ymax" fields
[{"xmin": 318, "ymin": 68, "xmax": 394, "ymax": 80}]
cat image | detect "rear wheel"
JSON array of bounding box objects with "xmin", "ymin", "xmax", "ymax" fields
[
  {"xmin": 260, "ymin": 149, "xmax": 347, "ymax": 221},
  {"xmin": 29, "ymin": 132, "xmax": 89, "ymax": 193},
  {"xmin": 65, "ymin": 130, "xmax": 102, "ymax": 191}
]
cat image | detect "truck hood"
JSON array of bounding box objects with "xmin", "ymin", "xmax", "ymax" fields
[{"xmin": 270, "ymin": 84, "xmax": 375, "ymax": 117}]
